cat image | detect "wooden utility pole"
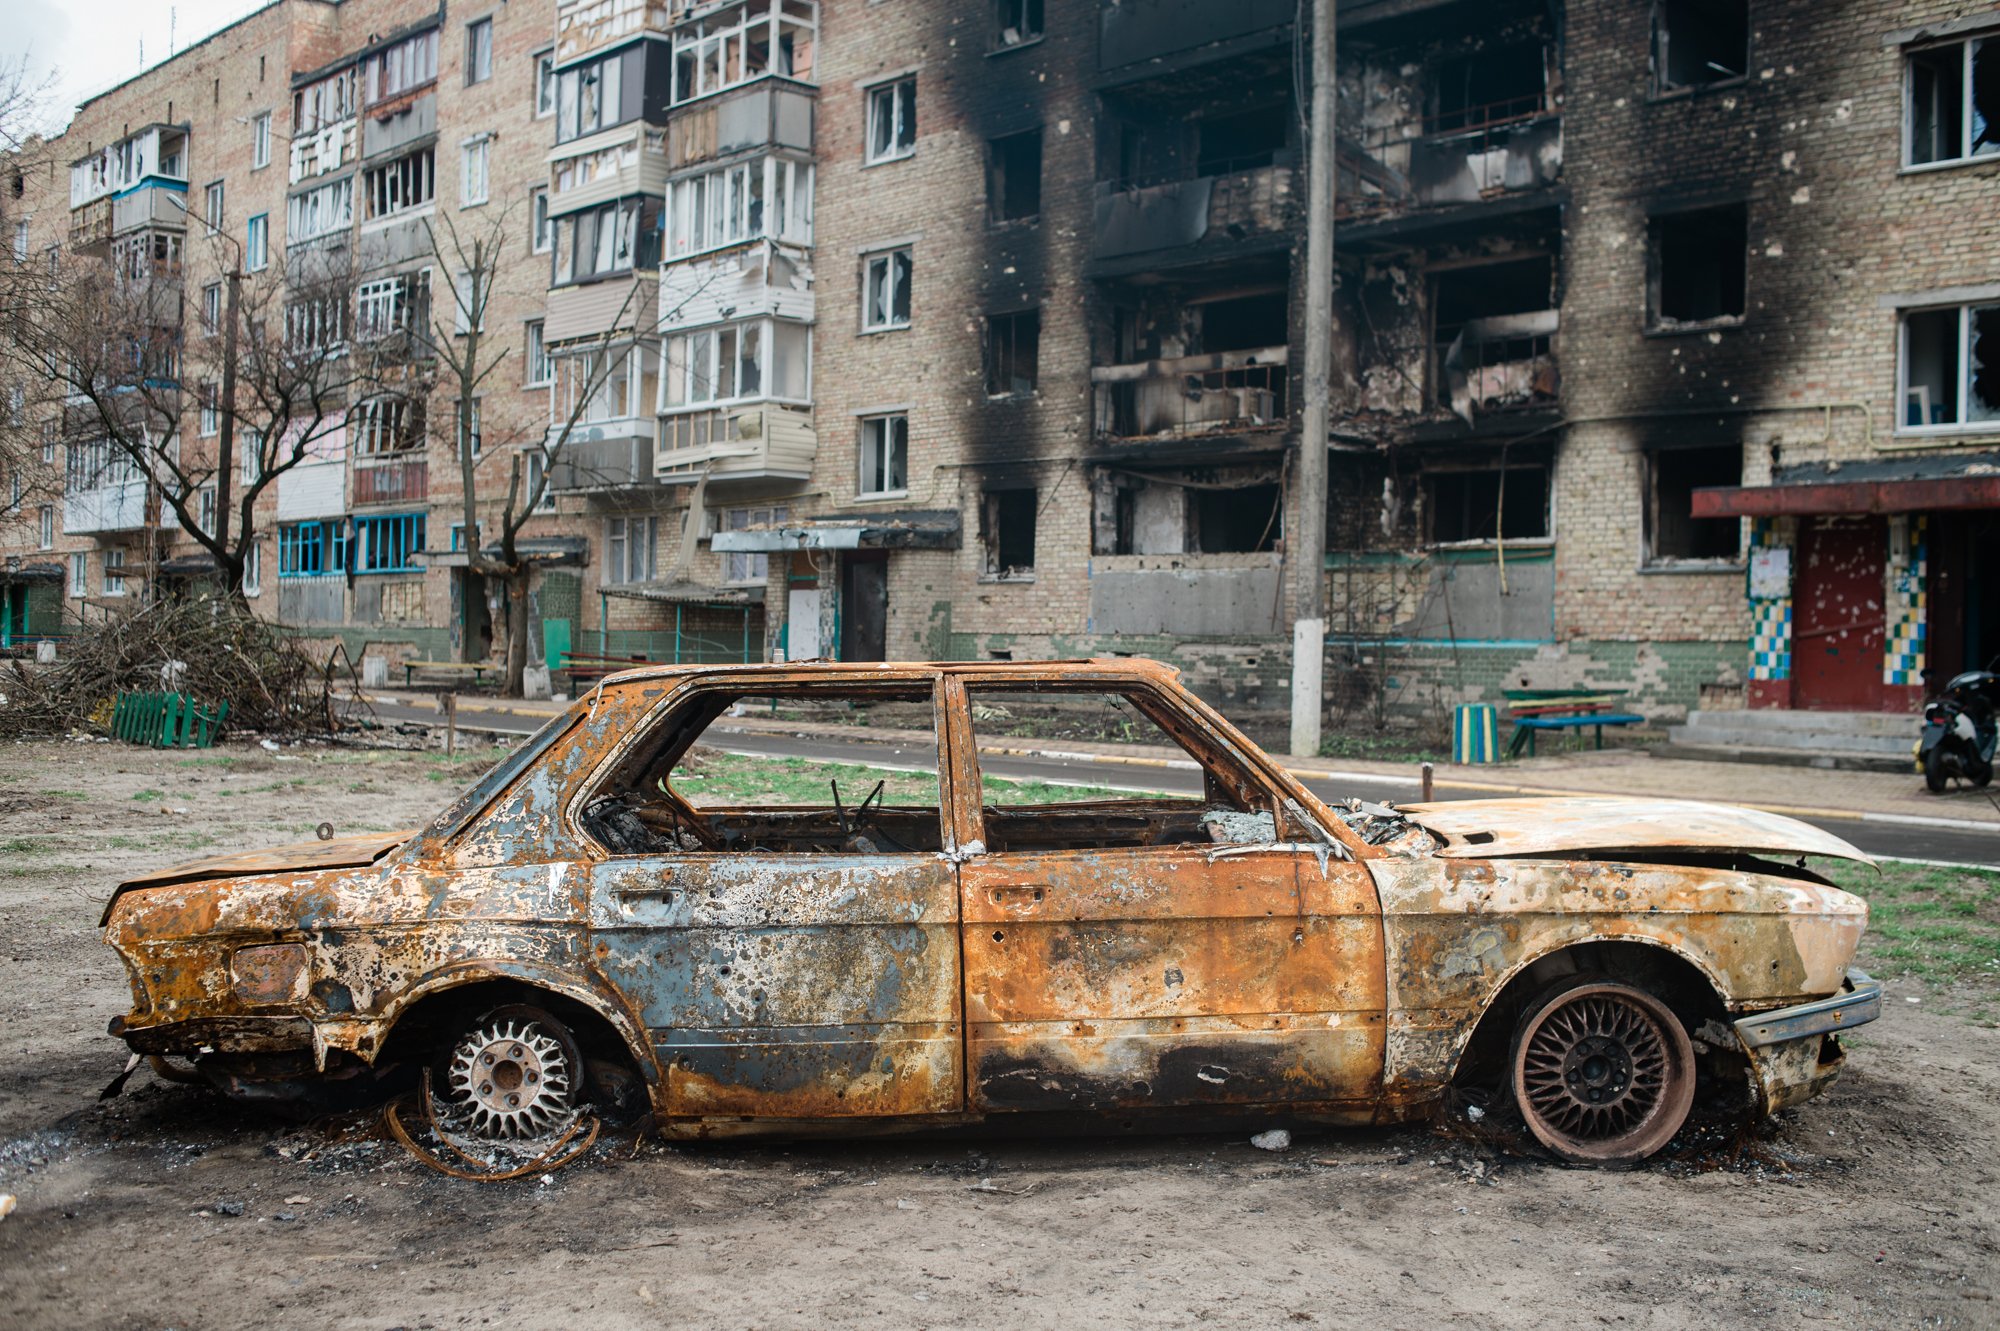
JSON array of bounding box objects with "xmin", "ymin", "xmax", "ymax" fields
[{"xmin": 1290, "ymin": 0, "xmax": 1337, "ymax": 758}]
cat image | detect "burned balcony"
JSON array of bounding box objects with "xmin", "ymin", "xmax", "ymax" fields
[
  {"xmin": 1092, "ymin": 348, "xmax": 1289, "ymax": 442},
  {"xmin": 1092, "ymin": 161, "xmax": 1295, "ymax": 266},
  {"xmin": 1431, "ymin": 256, "xmax": 1559, "ymax": 420},
  {"xmin": 1097, "ymin": 0, "xmax": 1294, "ymax": 78},
  {"xmin": 1342, "ymin": 101, "xmax": 1560, "ymax": 221}
]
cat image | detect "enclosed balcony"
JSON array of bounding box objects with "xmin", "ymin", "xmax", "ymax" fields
[
  {"xmin": 1097, "ymin": 0, "xmax": 1293, "ymax": 77},
  {"xmin": 70, "ymin": 125, "xmax": 188, "ymax": 210},
  {"xmin": 1092, "ymin": 160, "xmax": 1294, "ymax": 266},
  {"xmin": 351, "ymin": 457, "xmax": 428, "ymax": 506},
  {"xmin": 548, "ymin": 430, "xmax": 657, "ymax": 491},
  {"xmin": 655, "ymin": 402, "xmax": 815, "ymax": 484},
  {"xmin": 64, "ymin": 479, "xmax": 149, "ymax": 535}
]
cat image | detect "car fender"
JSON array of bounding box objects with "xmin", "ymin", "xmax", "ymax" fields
[{"xmin": 316, "ymin": 956, "xmax": 660, "ymax": 1087}]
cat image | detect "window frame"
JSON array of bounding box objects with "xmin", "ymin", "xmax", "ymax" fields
[
  {"xmin": 353, "ymin": 512, "xmax": 429, "ymax": 574},
  {"xmin": 1650, "ymin": 0, "xmax": 1749, "ymax": 98},
  {"xmin": 857, "ymin": 412, "xmax": 909, "ymax": 498},
  {"xmin": 102, "ymin": 548, "xmax": 127, "ymax": 597},
  {"xmin": 1902, "ymin": 35, "xmax": 1999, "ymax": 171},
  {"xmin": 1640, "ymin": 444, "xmax": 1745, "ymax": 569},
  {"xmin": 531, "ymin": 185, "xmax": 552, "ymax": 254},
  {"xmin": 245, "ymin": 213, "xmax": 269, "ymax": 271},
  {"xmin": 993, "ymin": 0, "xmax": 1044, "ymax": 51},
  {"xmin": 461, "ymin": 136, "xmax": 490, "ymax": 207},
  {"xmin": 466, "ymin": 18, "xmax": 495, "ymax": 86},
  {"xmin": 251, "ymin": 112, "xmax": 272, "ymax": 170},
  {"xmin": 1896, "ymin": 300, "xmax": 2000, "ymax": 436},
  {"xmin": 535, "ymin": 50, "xmax": 557, "ymax": 118},
  {"xmin": 984, "ymin": 307, "xmax": 1040, "ymax": 397},
  {"xmin": 865, "ymin": 77, "xmax": 918, "ymax": 165},
  {"xmin": 525, "ymin": 319, "xmax": 553, "ymax": 387},
  {"xmin": 1645, "ymin": 202, "xmax": 1748, "ymax": 333},
  {"xmin": 204, "ymin": 180, "xmax": 225, "ymax": 229},
  {"xmin": 861, "ymin": 247, "xmax": 913, "ymax": 333},
  {"xmin": 604, "ymin": 513, "xmax": 658, "ymax": 585},
  {"xmin": 68, "ymin": 551, "xmax": 87, "ymax": 598},
  {"xmin": 362, "ymin": 146, "xmax": 437, "ymax": 222}
]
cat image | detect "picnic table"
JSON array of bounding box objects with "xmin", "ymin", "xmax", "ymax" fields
[{"xmin": 1503, "ymin": 688, "xmax": 1645, "ymax": 757}]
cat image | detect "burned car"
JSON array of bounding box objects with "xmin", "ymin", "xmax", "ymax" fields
[{"xmin": 102, "ymin": 660, "xmax": 1880, "ymax": 1165}]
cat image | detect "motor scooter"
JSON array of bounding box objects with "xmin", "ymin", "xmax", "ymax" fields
[{"xmin": 1918, "ymin": 663, "xmax": 1999, "ymax": 793}]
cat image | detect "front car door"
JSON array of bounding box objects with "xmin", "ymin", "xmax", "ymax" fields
[
  {"xmin": 946, "ymin": 671, "xmax": 1386, "ymax": 1119},
  {"xmin": 575, "ymin": 671, "xmax": 965, "ymax": 1123}
]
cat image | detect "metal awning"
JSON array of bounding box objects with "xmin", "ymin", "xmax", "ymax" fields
[
  {"xmin": 600, "ymin": 580, "xmax": 763, "ymax": 606},
  {"xmin": 157, "ymin": 553, "xmax": 219, "ymax": 577},
  {"xmin": 422, "ymin": 536, "xmax": 591, "ymax": 569},
  {"xmin": 712, "ymin": 509, "xmax": 961, "ymax": 553},
  {"xmin": 0, "ymin": 561, "xmax": 65, "ymax": 583},
  {"xmin": 1692, "ymin": 477, "xmax": 2000, "ymax": 517}
]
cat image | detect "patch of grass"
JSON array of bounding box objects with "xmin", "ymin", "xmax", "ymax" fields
[
  {"xmin": 175, "ymin": 756, "xmax": 237, "ymax": 769},
  {"xmin": 1, "ymin": 837, "xmax": 49, "ymax": 856},
  {"xmin": 130, "ymin": 789, "xmax": 164, "ymax": 803},
  {"xmin": 42, "ymin": 790, "xmax": 88, "ymax": 801},
  {"xmin": 677, "ymin": 751, "xmax": 1154, "ymax": 808},
  {"xmin": 1316, "ymin": 732, "xmax": 1448, "ymax": 765},
  {"xmin": 1823, "ymin": 859, "xmax": 2000, "ymax": 1005}
]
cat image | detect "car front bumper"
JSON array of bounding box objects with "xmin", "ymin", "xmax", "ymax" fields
[{"xmin": 1732, "ymin": 969, "xmax": 1882, "ymax": 1115}]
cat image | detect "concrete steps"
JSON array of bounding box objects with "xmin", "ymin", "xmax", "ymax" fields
[{"xmin": 1663, "ymin": 709, "xmax": 1919, "ymax": 773}]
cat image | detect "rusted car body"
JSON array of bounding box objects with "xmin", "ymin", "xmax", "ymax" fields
[{"xmin": 102, "ymin": 660, "xmax": 1881, "ymax": 1164}]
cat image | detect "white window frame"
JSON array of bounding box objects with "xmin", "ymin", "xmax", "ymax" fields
[
  {"xmin": 243, "ymin": 541, "xmax": 263, "ymax": 597},
  {"xmin": 199, "ymin": 382, "xmax": 220, "ymax": 437},
  {"xmin": 69, "ymin": 551, "xmax": 87, "ymax": 598},
  {"xmin": 252, "ymin": 112, "xmax": 272, "ymax": 169},
  {"xmin": 12, "ymin": 219, "xmax": 28, "ymax": 263},
  {"xmin": 362, "ymin": 147, "xmax": 436, "ymax": 221},
  {"xmin": 862, "ymin": 247, "xmax": 913, "ymax": 332},
  {"xmin": 351, "ymin": 396, "xmax": 422, "ymax": 455},
  {"xmin": 354, "ymin": 269, "xmax": 431, "ymax": 342},
  {"xmin": 245, "ymin": 213, "xmax": 269, "ymax": 271},
  {"xmin": 363, "ymin": 28, "xmax": 440, "ymax": 105},
  {"xmin": 525, "ymin": 319, "xmax": 552, "ymax": 386},
  {"xmin": 452, "ymin": 268, "xmax": 486, "ymax": 335},
  {"xmin": 858, "ymin": 413, "xmax": 909, "ymax": 497},
  {"xmin": 37, "ymin": 503, "xmax": 54, "ymax": 549},
  {"xmin": 1903, "ymin": 35, "xmax": 1998, "ymax": 170},
  {"xmin": 531, "ymin": 185, "xmax": 552, "ymax": 253},
  {"xmin": 285, "ymin": 177, "xmax": 354, "ymax": 245},
  {"xmin": 535, "ymin": 51, "xmax": 557, "ymax": 118},
  {"xmin": 524, "ymin": 448, "xmax": 557, "ymax": 512},
  {"xmin": 466, "ymin": 18, "xmax": 494, "ymax": 86},
  {"xmin": 554, "ymin": 344, "xmax": 644, "ymax": 425},
  {"xmin": 461, "ymin": 136, "xmax": 490, "ymax": 207},
  {"xmin": 865, "ymin": 77, "xmax": 917, "ymax": 165},
  {"xmin": 1897, "ymin": 301, "xmax": 2000, "ymax": 435},
  {"xmin": 204, "ymin": 180, "xmax": 224, "ymax": 229},
  {"xmin": 665, "ymin": 156, "xmax": 814, "ymax": 259},
  {"xmin": 721, "ymin": 504, "xmax": 788, "ymax": 583},
  {"xmin": 201, "ymin": 282, "xmax": 223, "ymax": 333},
  {"xmin": 662, "ymin": 318, "xmax": 812, "ymax": 409},
  {"xmin": 102, "ymin": 548, "xmax": 127, "ymax": 597},
  {"xmin": 604, "ymin": 514, "xmax": 657, "ymax": 585},
  {"xmin": 670, "ymin": 0, "xmax": 819, "ymax": 106},
  {"xmin": 242, "ymin": 430, "xmax": 265, "ymax": 486}
]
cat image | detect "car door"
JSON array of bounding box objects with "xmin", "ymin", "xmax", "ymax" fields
[
  {"xmin": 946, "ymin": 676, "xmax": 1386, "ymax": 1115},
  {"xmin": 582, "ymin": 671, "xmax": 965, "ymax": 1121}
]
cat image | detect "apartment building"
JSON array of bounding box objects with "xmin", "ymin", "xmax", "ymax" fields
[{"xmin": 1, "ymin": 0, "xmax": 1995, "ymax": 732}]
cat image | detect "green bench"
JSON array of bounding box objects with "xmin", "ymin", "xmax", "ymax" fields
[{"xmin": 1504, "ymin": 689, "xmax": 1644, "ymax": 757}]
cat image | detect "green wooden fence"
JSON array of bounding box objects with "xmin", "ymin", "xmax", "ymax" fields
[{"xmin": 110, "ymin": 692, "xmax": 230, "ymax": 749}]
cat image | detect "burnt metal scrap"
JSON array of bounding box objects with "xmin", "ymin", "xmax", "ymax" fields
[{"xmin": 102, "ymin": 658, "xmax": 1880, "ymax": 1168}]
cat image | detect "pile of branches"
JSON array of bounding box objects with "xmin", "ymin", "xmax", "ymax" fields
[{"xmin": 0, "ymin": 597, "xmax": 356, "ymax": 739}]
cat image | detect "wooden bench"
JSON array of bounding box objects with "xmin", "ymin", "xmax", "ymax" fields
[
  {"xmin": 1503, "ymin": 689, "xmax": 1644, "ymax": 757},
  {"xmin": 399, "ymin": 659, "xmax": 494, "ymax": 689},
  {"xmin": 559, "ymin": 653, "xmax": 655, "ymax": 688}
]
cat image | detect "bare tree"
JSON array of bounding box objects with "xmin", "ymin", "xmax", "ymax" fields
[
  {"xmin": 8, "ymin": 232, "xmax": 379, "ymax": 595},
  {"xmin": 418, "ymin": 205, "xmax": 656, "ymax": 694}
]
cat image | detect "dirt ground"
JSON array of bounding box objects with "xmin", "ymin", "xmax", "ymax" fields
[{"xmin": 0, "ymin": 737, "xmax": 1995, "ymax": 1331}]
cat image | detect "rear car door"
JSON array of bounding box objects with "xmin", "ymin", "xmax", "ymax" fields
[
  {"xmin": 946, "ymin": 676, "xmax": 1385, "ymax": 1115},
  {"xmin": 579, "ymin": 672, "xmax": 964, "ymax": 1121}
]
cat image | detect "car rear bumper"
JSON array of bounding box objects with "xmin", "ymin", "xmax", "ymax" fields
[{"xmin": 1732, "ymin": 969, "xmax": 1881, "ymax": 1115}]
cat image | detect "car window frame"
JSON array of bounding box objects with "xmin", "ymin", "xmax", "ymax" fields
[{"xmin": 566, "ymin": 668, "xmax": 953, "ymax": 861}]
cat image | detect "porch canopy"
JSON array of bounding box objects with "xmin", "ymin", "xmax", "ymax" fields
[
  {"xmin": 422, "ymin": 536, "xmax": 590, "ymax": 569},
  {"xmin": 1694, "ymin": 451, "xmax": 2000, "ymax": 518},
  {"xmin": 599, "ymin": 580, "xmax": 761, "ymax": 605},
  {"xmin": 0, "ymin": 561, "xmax": 64, "ymax": 583},
  {"xmin": 711, "ymin": 509, "xmax": 962, "ymax": 553}
]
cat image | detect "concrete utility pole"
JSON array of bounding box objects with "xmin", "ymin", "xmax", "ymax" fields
[
  {"xmin": 1290, "ymin": 0, "xmax": 1336, "ymax": 759},
  {"xmin": 214, "ymin": 264, "xmax": 241, "ymax": 570}
]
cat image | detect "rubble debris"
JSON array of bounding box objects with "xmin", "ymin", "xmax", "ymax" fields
[
  {"xmin": 0, "ymin": 1194, "xmax": 15, "ymax": 1220},
  {"xmin": 1251, "ymin": 1130, "xmax": 1293, "ymax": 1152}
]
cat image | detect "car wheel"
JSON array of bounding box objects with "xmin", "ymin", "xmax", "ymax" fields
[
  {"xmin": 1923, "ymin": 745, "xmax": 1950, "ymax": 794},
  {"xmin": 438, "ymin": 1003, "xmax": 583, "ymax": 1140},
  {"xmin": 1509, "ymin": 979, "xmax": 1695, "ymax": 1167}
]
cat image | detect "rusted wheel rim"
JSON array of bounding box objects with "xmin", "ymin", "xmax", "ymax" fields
[
  {"xmin": 1513, "ymin": 983, "xmax": 1694, "ymax": 1164},
  {"xmin": 444, "ymin": 1015, "xmax": 577, "ymax": 1139}
]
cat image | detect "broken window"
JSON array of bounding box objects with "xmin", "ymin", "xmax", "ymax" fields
[
  {"xmin": 862, "ymin": 248, "xmax": 912, "ymax": 330},
  {"xmin": 1194, "ymin": 103, "xmax": 1288, "ymax": 175},
  {"xmin": 1649, "ymin": 205, "xmax": 1746, "ymax": 328},
  {"xmin": 1427, "ymin": 467, "xmax": 1549, "ymax": 544},
  {"xmin": 1431, "ymin": 42, "xmax": 1549, "ymax": 133},
  {"xmin": 866, "ymin": 77, "xmax": 917, "ymax": 164},
  {"xmin": 1432, "ymin": 257, "xmax": 1559, "ymax": 413},
  {"xmin": 1901, "ymin": 303, "xmax": 2000, "ymax": 430},
  {"xmin": 1906, "ymin": 38, "xmax": 1997, "ymax": 167},
  {"xmin": 1645, "ymin": 445, "xmax": 1742, "ymax": 564},
  {"xmin": 987, "ymin": 129, "xmax": 1042, "ymax": 223},
  {"xmin": 362, "ymin": 147, "xmax": 435, "ymax": 220},
  {"xmin": 981, "ymin": 489, "xmax": 1037, "ymax": 577},
  {"xmin": 581, "ymin": 682, "xmax": 945, "ymax": 858},
  {"xmin": 985, "ymin": 309, "xmax": 1040, "ymax": 396},
  {"xmin": 1104, "ymin": 474, "xmax": 1283, "ymax": 555},
  {"xmin": 964, "ymin": 686, "xmax": 1279, "ymax": 853},
  {"xmin": 859, "ymin": 413, "xmax": 908, "ymax": 494},
  {"xmin": 996, "ymin": 0, "xmax": 1042, "ymax": 48},
  {"xmin": 1653, "ymin": 0, "xmax": 1747, "ymax": 93}
]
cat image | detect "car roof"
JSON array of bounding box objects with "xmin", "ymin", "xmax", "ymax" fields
[{"xmin": 595, "ymin": 657, "xmax": 1183, "ymax": 689}]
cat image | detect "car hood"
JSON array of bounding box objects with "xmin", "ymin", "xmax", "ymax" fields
[
  {"xmin": 1395, "ymin": 797, "xmax": 1873, "ymax": 865},
  {"xmin": 101, "ymin": 830, "xmax": 416, "ymax": 925}
]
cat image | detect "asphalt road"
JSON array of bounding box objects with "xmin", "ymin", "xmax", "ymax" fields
[{"xmin": 369, "ymin": 697, "xmax": 2000, "ymax": 868}]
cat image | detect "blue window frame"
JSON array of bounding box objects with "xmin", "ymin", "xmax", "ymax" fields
[
  {"xmin": 278, "ymin": 520, "xmax": 350, "ymax": 576},
  {"xmin": 354, "ymin": 512, "xmax": 427, "ymax": 573}
]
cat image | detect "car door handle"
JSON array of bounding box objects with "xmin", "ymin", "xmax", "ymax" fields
[{"xmin": 989, "ymin": 885, "xmax": 1049, "ymax": 907}]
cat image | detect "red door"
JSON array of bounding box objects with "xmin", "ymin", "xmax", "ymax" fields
[{"xmin": 1791, "ymin": 516, "xmax": 1886, "ymax": 711}]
